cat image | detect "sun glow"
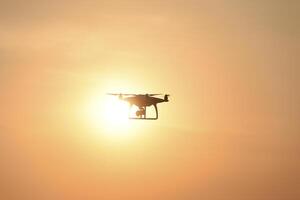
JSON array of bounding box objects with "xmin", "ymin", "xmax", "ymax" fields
[
  {"xmin": 102, "ymin": 96, "xmax": 130, "ymax": 126},
  {"xmin": 86, "ymin": 94, "xmax": 136, "ymax": 138},
  {"xmin": 83, "ymin": 78, "xmax": 144, "ymax": 139}
]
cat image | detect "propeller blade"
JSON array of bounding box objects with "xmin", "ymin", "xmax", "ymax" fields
[
  {"xmin": 107, "ymin": 93, "xmax": 166, "ymax": 97},
  {"xmin": 148, "ymin": 94, "xmax": 162, "ymax": 96},
  {"xmin": 106, "ymin": 93, "xmax": 136, "ymax": 96},
  {"xmin": 121, "ymin": 94, "xmax": 137, "ymax": 96},
  {"xmin": 106, "ymin": 93, "xmax": 119, "ymax": 96}
]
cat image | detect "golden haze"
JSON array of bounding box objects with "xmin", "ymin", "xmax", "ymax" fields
[{"xmin": 0, "ymin": 1, "xmax": 299, "ymax": 199}]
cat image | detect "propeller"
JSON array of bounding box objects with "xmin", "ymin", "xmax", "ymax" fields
[
  {"xmin": 106, "ymin": 93, "xmax": 135, "ymax": 96},
  {"xmin": 148, "ymin": 94, "xmax": 162, "ymax": 96},
  {"xmin": 107, "ymin": 93, "xmax": 168, "ymax": 97}
]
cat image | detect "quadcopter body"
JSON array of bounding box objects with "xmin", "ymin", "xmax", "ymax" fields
[{"xmin": 107, "ymin": 93, "xmax": 169, "ymax": 120}]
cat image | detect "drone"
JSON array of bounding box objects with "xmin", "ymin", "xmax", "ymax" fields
[{"xmin": 107, "ymin": 93, "xmax": 170, "ymax": 120}]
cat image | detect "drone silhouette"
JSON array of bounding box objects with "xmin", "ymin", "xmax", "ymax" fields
[{"xmin": 107, "ymin": 93, "xmax": 170, "ymax": 120}]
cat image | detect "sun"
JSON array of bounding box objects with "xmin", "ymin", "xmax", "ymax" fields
[
  {"xmin": 102, "ymin": 95, "xmax": 130, "ymax": 126},
  {"xmin": 83, "ymin": 79, "xmax": 143, "ymax": 139},
  {"xmin": 85, "ymin": 94, "xmax": 135, "ymax": 137}
]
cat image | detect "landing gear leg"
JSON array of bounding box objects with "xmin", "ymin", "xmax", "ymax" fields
[
  {"xmin": 129, "ymin": 104, "xmax": 132, "ymax": 118},
  {"xmin": 154, "ymin": 104, "xmax": 158, "ymax": 119}
]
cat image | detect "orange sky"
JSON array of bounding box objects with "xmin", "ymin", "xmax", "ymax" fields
[{"xmin": 1, "ymin": 1, "xmax": 299, "ymax": 199}]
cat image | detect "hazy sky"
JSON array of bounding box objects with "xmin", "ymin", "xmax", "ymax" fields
[{"xmin": 1, "ymin": 1, "xmax": 299, "ymax": 199}]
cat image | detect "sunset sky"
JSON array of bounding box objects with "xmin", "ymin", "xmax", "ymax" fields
[{"xmin": 1, "ymin": 0, "xmax": 299, "ymax": 199}]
